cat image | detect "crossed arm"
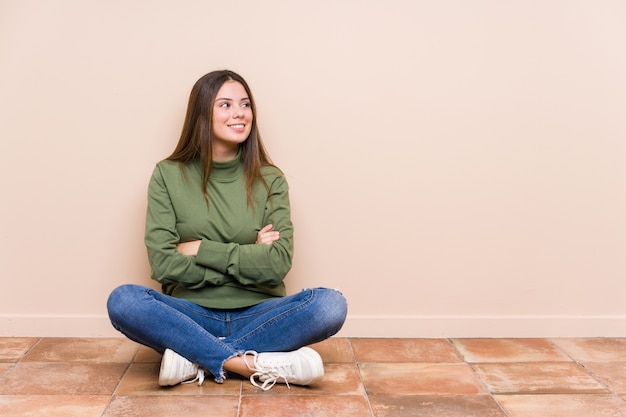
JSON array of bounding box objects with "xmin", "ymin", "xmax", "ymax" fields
[{"xmin": 176, "ymin": 224, "xmax": 280, "ymax": 256}]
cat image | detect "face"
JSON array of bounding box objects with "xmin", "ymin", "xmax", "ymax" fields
[{"xmin": 211, "ymin": 80, "xmax": 253, "ymax": 160}]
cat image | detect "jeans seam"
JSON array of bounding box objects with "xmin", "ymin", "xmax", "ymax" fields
[
  {"xmin": 228, "ymin": 288, "xmax": 317, "ymax": 346},
  {"xmin": 140, "ymin": 288, "xmax": 236, "ymax": 378},
  {"xmin": 147, "ymin": 289, "xmax": 227, "ymax": 322}
]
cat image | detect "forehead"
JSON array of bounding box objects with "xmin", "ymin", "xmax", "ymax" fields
[{"xmin": 215, "ymin": 81, "xmax": 248, "ymax": 99}]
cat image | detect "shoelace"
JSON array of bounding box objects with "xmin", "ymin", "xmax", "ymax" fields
[
  {"xmin": 181, "ymin": 368, "xmax": 205, "ymax": 386},
  {"xmin": 243, "ymin": 351, "xmax": 292, "ymax": 391}
]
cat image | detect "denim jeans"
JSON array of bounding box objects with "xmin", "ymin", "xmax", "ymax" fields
[{"xmin": 107, "ymin": 284, "xmax": 347, "ymax": 383}]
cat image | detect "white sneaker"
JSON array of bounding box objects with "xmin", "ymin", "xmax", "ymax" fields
[
  {"xmin": 158, "ymin": 348, "xmax": 205, "ymax": 386},
  {"xmin": 245, "ymin": 347, "xmax": 324, "ymax": 390}
]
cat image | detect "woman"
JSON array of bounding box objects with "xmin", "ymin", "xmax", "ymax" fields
[{"xmin": 107, "ymin": 70, "xmax": 347, "ymax": 390}]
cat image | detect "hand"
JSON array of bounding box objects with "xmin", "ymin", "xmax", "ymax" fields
[
  {"xmin": 176, "ymin": 240, "xmax": 201, "ymax": 256},
  {"xmin": 256, "ymin": 224, "xmax": 280, "ymax": 245}
]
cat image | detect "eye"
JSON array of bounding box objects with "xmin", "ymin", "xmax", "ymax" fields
[
  {"xmin": 241, "ymin": 102, "xmax": 251, "ymax": 108},
  {"xmin": 219, "ymin": 102, "xmax": 230, "ymax": 108}
]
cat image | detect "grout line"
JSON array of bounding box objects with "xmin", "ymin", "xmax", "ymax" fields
[
  {"xmin": 447, "ymin": 337, "xmax": 513, "ymax": 417},
  {"xmin": 549, "ymin": 337, "xmax": 582, "ymax": 365},
  {"xmin": 0, "ymin": 363, "xmax": 17, "ymax": 385},
  {"xmin": 129, "ymin": 344, "xmax": 142, "ymax": 363},
  {"xmin": 547, "ymin": 338, "xmax": 622, "ymax": 397},
  {"xmin": 21, "ymin": 337, "xmax": 43, "ymax": 361},
  {"xmin": 347, "ymin": 338, "xmax": 376, "ymax": 417},
  {"xmin": 236, "ymin": 379, "xmax": 243, "ymax": 417},
  {"xmin": 99, "ymin": 361, "xmax": 133, "ymax": 417},
  {"xmin": 0, "ymin": 337, "xmax": 42, "ymax": 387}
]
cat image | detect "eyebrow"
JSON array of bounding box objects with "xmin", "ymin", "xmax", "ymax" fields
[{"xmin": 215, "ymin": 97, "xmax": 250, "ymax": 101}]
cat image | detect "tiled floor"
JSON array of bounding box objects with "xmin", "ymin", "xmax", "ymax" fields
[{"xmin": 1, "ymin": 337, "xmax": 626, "ymax": 416}]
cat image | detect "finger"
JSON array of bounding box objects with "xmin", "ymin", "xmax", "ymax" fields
[
  {"xmin": 260, "ymin": 233, "xmax": 278, "ymax": 242},
  {"xmin": 258, "ymin": 232, "xmax": 280, "ymax": 245},
  {"xmin": 258, "ymin": 224, "xmax": 273, "ymax": 234}
]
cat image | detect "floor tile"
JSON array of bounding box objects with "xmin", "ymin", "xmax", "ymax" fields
[
  {"xmin": 0, "ymin": 337, "xmax": 39, "ymax": 362},
  {"xmin": 239, "ymin": 395, "xmax": 372, "ymax": 417},
  {"xmin": 116, "ymin": 363, "xmax": 242, "ymax": 396},
  {"xmin": 22, "ymin": 337, "xmax": 139, "ymax": 363},
  {"xmin": 242, "ymin": 363, "xmax": 365, "ymax": 396},
  {"xmin": 495, "ymin": 394, "xmax": 626, "ymax": 417},
  {"xmin": 0, "ymin": 362, "xmax": 128, "ymax": 395},
  {"xmin": 3, "ymin": 336, "xmax": 625, "ymax": 417},
  {"xmin": 472, "ymin": 362, "xmax": 609, "ymax": 394},
  {"xmin": 552, "ymin": 338, "xmax": 626, "ymax": 362},
  {"xmin": 103, "ymin": 395, "xmax": 239, "ymax": 417},
  {"xmin": 309, "ymin": 337, "xmax": 354, "ymax": 363},
  {"xmin": 582, "ymin": 362, "xmax": 626, "ymax": 395},
  {"xmin": 369, "ymin": 394, "xmax": 507, "ymax": 417},
  {"xmin": 452, "ymin": 338, "xmax": 570, "ymax": 363},
  {"xmin": 360, "ymin": 363, "xmax": 487, "ymax": 396},
  {"xmin": 133, "ymin": 345, "xmax": 161, "ymax": 362},
  {"xmin": 0, "ymin": 395, "xmax": 110, "ymax": 417},
  {"xmin": 0, "ymin": 363, "xmax": 13, "ymax": 378},
  {"xmin": 351, "ymin": 338, "xmax": 463, "ymax": 363}
]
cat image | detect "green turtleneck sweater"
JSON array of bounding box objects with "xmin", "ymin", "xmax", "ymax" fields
[{"xmin": 144, "ymin": 153, "xmax": 293, "ymax": 309}]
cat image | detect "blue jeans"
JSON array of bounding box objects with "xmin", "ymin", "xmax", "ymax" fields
[{"xmin": 107, "ymin": 284, "xmax": 347, "ymax": 383}]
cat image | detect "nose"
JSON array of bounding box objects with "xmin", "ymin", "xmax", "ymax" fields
[{"xmin": 232, "ymin": 106, "xmax": 244, "ymax": 118}]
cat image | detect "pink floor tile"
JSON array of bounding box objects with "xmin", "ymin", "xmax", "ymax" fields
[
  {"xmin": 0, "ymin": 362, "xmax": 128, "ymax": 395},
  {"xmin": 133, "ymin": 345, "xmax": 162, "ymax": 362},
  {"xmin": 496, "ymin": 394, "xmax": 626, "ymax": 417},
  {"xmin": 360, "ymin": 363, "xmax": 487, "ymax": 396},
  {"xmin": 552, "ymin": 338, "xmax": 626, "ymax": 362},
  {"xmin": 309, "ymin": 338, "xmax": 355, "ymax": 363},
  {"xmin": 472, "ymin": 362, "xmax": 608, "ymax": 394},
  {"xmin": 0, "ymin": 338, "xmax": 39, "ymax": 362},
  {"xmin": 0, "ymin": 395, "xmax": 110, "ymax": 417},
  {"xmin": 0, "ymin": 363, "xmax": 13, "ymax": 378},
  {"xmin": 452, "ymin": 338, "xmax": 570, "ymax": 363},
  {"xmin": 23, "ymin": 337, "xmax": 139, "ymax": 363},
  {"xmin": 103, "ymin": 395, "xmax": 239, "ymax": 417},
  {"xmin": 582, "ymin": 362, "xmax": 626, "ymax": 395},
  {"xmin": 369, "ymin": 394, "xmax": 507, "ymax": 417},
  {"xmin": 239, "ymin": 395, "xmax": 372, "ymax": 417},
  {"xmin": 351, "ymin": 338, "xmax": 463, "ymax": 363}
]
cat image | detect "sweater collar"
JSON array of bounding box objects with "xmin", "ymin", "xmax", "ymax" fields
[{"xmin": 209, "ymin": 150, "xmax": 243, "ymax": 182}]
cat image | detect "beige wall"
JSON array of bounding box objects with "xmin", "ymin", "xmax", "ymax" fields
[{"xmin": 1, "ymin": 0, "xmax": 625, "ymax": 337}]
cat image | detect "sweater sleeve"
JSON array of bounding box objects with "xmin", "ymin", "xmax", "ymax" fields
[
  {"xmin": 194, "ymin": 173, "xmax": 294, "ymax": 286},
  {"xmin": 144, "ymin": 165, "xmax": 229, "ymax": 289}
]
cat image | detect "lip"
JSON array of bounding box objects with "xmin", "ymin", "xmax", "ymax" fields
[{"xmin": 228, "ymin": 123, "xmax": 246, "ymax": 129}]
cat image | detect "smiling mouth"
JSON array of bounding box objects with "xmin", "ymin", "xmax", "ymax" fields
[{"xmin": 229, "ymin": 124, "xmax": 245, "ymax": 128}]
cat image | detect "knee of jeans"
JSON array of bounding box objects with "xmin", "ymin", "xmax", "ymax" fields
[
  {"xmin": 314, "ymin": 287, "xmax": 348, "ymax": 328},
  {"xmin": 106, "ymin": 284, "xmax": 141, "ymax": 322}
]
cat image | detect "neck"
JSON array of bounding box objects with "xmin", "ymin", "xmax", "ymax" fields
[{"xmin": 212, "ymin": 144, "xmax": 239, "ymax": 162}]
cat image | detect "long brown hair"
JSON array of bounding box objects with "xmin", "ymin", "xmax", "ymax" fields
[{"xmin": 167, "ymin": 70, "xmax": 274, "ymax": 206}]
